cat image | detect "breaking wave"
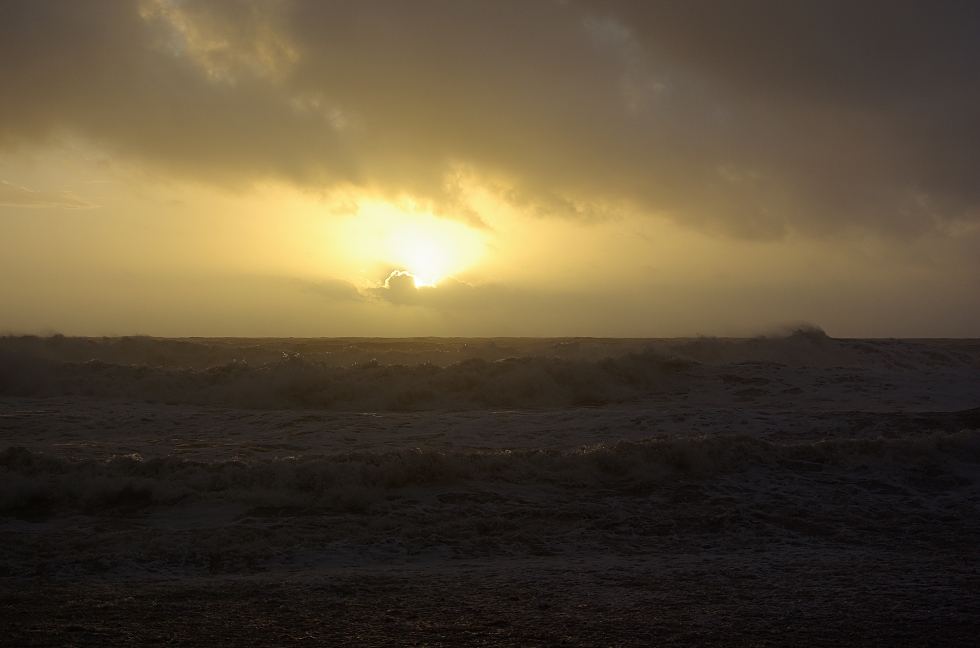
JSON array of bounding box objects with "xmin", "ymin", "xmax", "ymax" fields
[
  {"xmin": 2, "ymin": 331, "xmax": 976, "ymax": 411},
  {"xmin": 0, "ymin": 350, "xmax": 688, "ymax": 411},
  {"xmin": 3, "ymin": 431, "xmax": 978, "ymax": 517}
]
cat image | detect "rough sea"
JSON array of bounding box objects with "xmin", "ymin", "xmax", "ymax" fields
[{"xmin": 2, "ymin": 330, "xmax": 979, "ymax": 645}]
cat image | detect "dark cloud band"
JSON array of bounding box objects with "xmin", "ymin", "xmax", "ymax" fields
[{"xmin": 1, "ymin": 0, "xmax": 977, "ymax": 238}]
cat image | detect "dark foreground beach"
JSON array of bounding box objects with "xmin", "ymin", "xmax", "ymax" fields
[
  {"xmin": 2, "ymin": 331, "xmax": 979, "ymax": 646},
  {"xmin": 6, "ymin": 550, "xmax": 979, "ymax": 647}
]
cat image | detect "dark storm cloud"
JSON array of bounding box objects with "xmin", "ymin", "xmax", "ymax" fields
[
  {"xmin": 1, "ymin": 0, "xmax": 977, "ymax": 237},
  {"xmin": 587, "ymin": 0, "xmax": 980, "ymax": 234}
]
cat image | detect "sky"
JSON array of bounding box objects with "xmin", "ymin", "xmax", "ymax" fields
[{"xmin": 1, "ymin": 0, "xmax": 978, "ymax": 337}]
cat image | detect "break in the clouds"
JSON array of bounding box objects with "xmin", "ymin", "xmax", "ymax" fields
[
  {"xmin": 1, "ymin": 0, "xmax": 978, "ymax": 238},
  {"xmin": 370, "ymin": 271, "xmax": 508, "ymax": 310},
  {"xmin": 301, "ymin": 272, "xmax": 508, "ymax": 311},
  {"xmin": 0, "ymin": 181, "xmax": 95, "ymax": 209}
]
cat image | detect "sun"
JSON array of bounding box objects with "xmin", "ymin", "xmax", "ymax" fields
[
  {"xmin": 385, "ymin": 221, "xmax": 470, "ymax": 286},
  {"xmin": 328, "ymin": 199, "xmax": 486, "ymax": 287}
]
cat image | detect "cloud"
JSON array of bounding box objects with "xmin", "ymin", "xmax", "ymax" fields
[
  {"xmin": 0, "ymin": 1, "xmax": 977, "ymax": 237},
  {"xmin": 0, "ymin": 180, "xmax": 95, "ymax": 209},
  {"xmin": 299, "ymin": 278, "xmax": 364, "ymax": 302},
  {"xmin": 138, "ymin": 0, "xmax": 299, "ymax": 84},
  {"xmin": 370, "ymin": 271, "xmax": 509, "ymax": 310}
]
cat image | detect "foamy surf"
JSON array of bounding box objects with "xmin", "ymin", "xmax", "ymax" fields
[
  {"xmin": 1, "ymin": 330, "xmax": 977, "ymax": 411},
  {"xmin": 2, "ymin": 333, "xmax": 979, "ymax": 645},
  {"xmin": 3, "ymin": 431, "xmax": 979, "ymax": 520}
]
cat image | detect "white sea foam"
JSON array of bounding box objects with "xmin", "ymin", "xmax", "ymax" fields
[
  {"xmin": 3, "ymin": 431, "xmax": 978, "ymax": 516},
  {"xmin": 1, "ymin": 332, "xmax": 978, "ymax": 581},
  {"xmin": 1, "ymin": 429, "xmax": 978, "ymax": 581},
  {"xmin": 2, "ymin": 330, "xmax": 977, "ymax": 411},
  {"xmin": 0, "ymin": 349, "xmax": 689, "ymax": 410}
]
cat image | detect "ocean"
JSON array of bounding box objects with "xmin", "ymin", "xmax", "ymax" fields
[{"xmin": 2, "ymin": 330, "xmax": 979, "ymax": 645}]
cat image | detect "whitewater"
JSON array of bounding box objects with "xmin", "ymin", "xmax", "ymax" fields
[{"xmin": 2, "ymin": 329, "xmax": 979, "ymax": 645}]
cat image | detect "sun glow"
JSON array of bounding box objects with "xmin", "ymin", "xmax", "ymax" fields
[
  {"xmin": 384, "ymin": 223, "xmax": 462, "ymax": 286},
  {"xmin": 326, "ymin": 200, "xmax": 487, "ymax": 287}
]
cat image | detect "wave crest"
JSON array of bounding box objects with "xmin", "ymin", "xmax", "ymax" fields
[
  {"xmin": 3, "ymin": 431, "xmax": 978, "ymax": 516},
  {"xmin": 0, "ymin": 350, "xmax": 689, "ymax": 410}
]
